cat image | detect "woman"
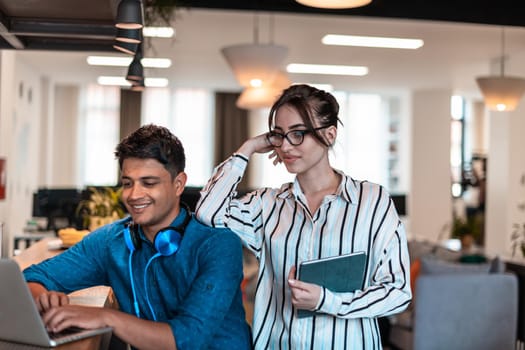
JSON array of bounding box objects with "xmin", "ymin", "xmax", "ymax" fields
[{"xmin": 196, "ymin": 84, "xmax": 411, "ymax": 349}]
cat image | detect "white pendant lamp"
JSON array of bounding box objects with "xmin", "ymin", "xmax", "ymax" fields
[
  {"xmin": 236, "ymin": 71, "xmax": 291, "ymax": 110},
  {"xmin": 476, "ymin": 77, "xmax": 525, "ymax": 112},
  {"xmin": 221, "ymin": 13, "xmax": 288, "ymax": 88},
  {"xmin": 295, "ymin": 0, "xmax": 372, "ymax": 9},
  {"xmin": 222, "ymin": 43, "xmax": 288, "ymax": 88},
  {"xmin": 476, "ymin": 27, "xmax": 525, "ymax": 112}
]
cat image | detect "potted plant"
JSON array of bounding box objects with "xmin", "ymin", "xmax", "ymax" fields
[
  {"xmin": 511, "ymin": 223, "xmax": 525, "ymax": 258},
  {"xmin": 76, "ymin": 187, "xmax": 127, "ymax": 231},
  {"xmin": 451, "ymin": 215, "xmax": 482, "ymax": 251}
]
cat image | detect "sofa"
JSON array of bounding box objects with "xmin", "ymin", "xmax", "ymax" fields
[{"xmin": 388, "ymin": 240, "xmax": 518, "ymax": 350}]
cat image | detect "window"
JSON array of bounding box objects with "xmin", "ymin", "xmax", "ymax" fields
[
  {"xmin": 332, "ymin": 92, "xmax": 389, "ymax": 188},
  {"xmin": 142, "ymin": 88, "xmax": 214, "ymax": 186},
  {"xmin": 450, "ymin": 95, "xmax": 465, "ymax": 197},
  {"xmin": 78, "ymin": 84, "xmax": 120, "ymax": 186}
]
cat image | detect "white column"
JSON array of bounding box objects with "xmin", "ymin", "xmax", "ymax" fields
[
  {"xmin": 51, "ymin": 85, "xmax": 79, "ymax": 187},
  {"xmin": 409, "ymin": 89, "xmax": 453, "ymax": 242},
  {"xmin": 485, "ymin": 101, "xmax": 525, "ymax": 257}
]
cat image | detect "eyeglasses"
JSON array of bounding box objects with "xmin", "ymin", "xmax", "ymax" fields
[{"xmin": 266, "ymin": 126, "xmax": 330, "ymax": 147}]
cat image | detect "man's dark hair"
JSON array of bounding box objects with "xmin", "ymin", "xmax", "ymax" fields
[{"xmin": 115, "ymin": 124, "xmax": 185, "ymax": 179}]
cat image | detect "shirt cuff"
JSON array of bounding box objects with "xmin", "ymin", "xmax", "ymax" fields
[
  {"xmin": 314, "ymin": 286, "xmax": 325, "ymax": 311},
  {"xmin": 316, "ymin": 288, "xmax": 344, "ymax": 315}
]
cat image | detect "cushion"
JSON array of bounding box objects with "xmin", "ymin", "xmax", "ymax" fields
[
  {"xmin": 410, "ymin": 258, "xmax": 421, "ymax": 294},
  {"xmin": 420, "ymin": 256, "xmax": 492, "ymax": 275}
]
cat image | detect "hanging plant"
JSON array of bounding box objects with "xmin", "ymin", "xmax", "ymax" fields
[
  {"xmin": 510, "ymin": 174, "xmax": 525, "ymax": 258},
  {"xmin": 144, "ymin": 0, "xmax": 181, "ymax": 27}
]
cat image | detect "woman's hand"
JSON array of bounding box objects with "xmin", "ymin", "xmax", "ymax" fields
[
  {"xmin": 287, "ymin": 267, "xmax": 321, "ymax": 312},
  {"xmin": 268, "ymin": 149, "xmax": 281, "ymax": 166},
  {"xmin": 237, "ymin": 133, "xmax": 275, "ymax": 158}
]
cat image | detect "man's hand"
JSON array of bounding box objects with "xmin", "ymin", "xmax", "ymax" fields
[
  {"xmin": 287, "ymin": 267, "xmax": 321, "ymax": 311},
  {"xmin": 28, "ymin": 282, "xmax": 69, "ymax": 313},
  {"xmin": 42, "ymin": 305, "xmax": 110, "ymax": 333}
]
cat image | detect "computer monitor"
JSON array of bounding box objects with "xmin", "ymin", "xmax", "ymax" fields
[
  {"xmin": 391, "ymin": 194, "xmax": 407, "ymax": 216},
  {"xmin": 181, "ymin": 186, "xmax": 202, "ymax": 212},
  {"xmin": 32, "ymin": 188, "xmax": 83, "ymax": 231}
]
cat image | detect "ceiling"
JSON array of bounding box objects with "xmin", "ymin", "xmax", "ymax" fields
[{"xmin": 3, "ymin": 0, "xmax": 525, "ymax": 94}]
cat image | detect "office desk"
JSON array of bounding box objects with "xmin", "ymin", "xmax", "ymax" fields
[
  {"xmin": 13, "ymin": 231, "xmax": 56, "ymax": 254},
  {"xmin": 0, "ymin": 237, "xmax": 116, "ymax": 350}
]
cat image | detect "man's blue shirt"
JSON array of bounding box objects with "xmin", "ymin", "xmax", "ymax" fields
[{"xmin": 24, "ymin": 208, "xmax": 251, "ymax": 349}]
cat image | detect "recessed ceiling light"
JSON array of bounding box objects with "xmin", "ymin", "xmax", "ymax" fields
[
  {"xmin": 97, "ymin": 76, "xmax": 168, "ymax": 87},
  {"xmin": 143, "ymin": 26, "xmax": 175, "ymax": 38},
  {"xmin": 87, "ymin": 56, "xmax": 171, "ymax": 68},
  {"xmin": 322, "ymin": 34, "xmax": 424, "ymax": 49},
  {"xmin": 287, "ymin": 63, "xmax": 368, "ymax": 76}
]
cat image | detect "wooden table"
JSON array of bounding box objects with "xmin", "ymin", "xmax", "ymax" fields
[{"xmin": 0, "ymin": 237, "xmax": 116, "ymax": 350}]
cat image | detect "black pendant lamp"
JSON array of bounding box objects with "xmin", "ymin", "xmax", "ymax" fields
[
  {"xmin": 130, "ymin": 79, "xmax": 146, "ymax": 91},
  {"xmin": 126, "ymin": 44, "xmax": 144, "ymax": 82},
  {"xmin": 113, "ymin": 40, "xmax": 138, "ymax": 55},
  {"xmin": 115, "ymin": 0, "xmax": 144, "ymax": 30},
  {"xmin": 115, "ymin": 28, "xmax": 142, "ymax": 44}
]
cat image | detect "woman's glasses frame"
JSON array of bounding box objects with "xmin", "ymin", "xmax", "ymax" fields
[{"xmin": 266, "ymin": 125, "xmax": 330, "ymax": 147}]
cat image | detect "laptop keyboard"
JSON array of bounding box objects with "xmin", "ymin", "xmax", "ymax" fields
[{"xmin": 48, "ymin": 326, "xmax": 83, "ymax": 339}]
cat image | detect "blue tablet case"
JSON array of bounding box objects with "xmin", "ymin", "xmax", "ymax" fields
[{"xmin": 297, "ymin": 251, "xmax": 367, "ymax": 317}]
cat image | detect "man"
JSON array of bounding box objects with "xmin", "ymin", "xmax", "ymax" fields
[{"xmin": 23, "ymin": 124, "xmax": 251, "ymax": 350}]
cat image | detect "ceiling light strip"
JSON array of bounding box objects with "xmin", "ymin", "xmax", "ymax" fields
[
  {"xmin": 287, "ymin": 63, "xmax": 368, "ymax": 76},
  {"xmin": 87, "ymin": 56, "xmax": 171, "ymax": 68},
  {"xmin": 97, "ymin": 76, "xmax": 168, "ymax": 87},
  {"xmin": 322, "ymin": 34, "xmax": 424, "ymax": 49},
  {"xmin": 143, "ymin": 27, "xmax": 175, "ymax": 38}
]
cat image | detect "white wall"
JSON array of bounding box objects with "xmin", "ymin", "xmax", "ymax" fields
[
  {"xmin": 0, "ymin": 51, "xmax": 44, "ymax": 255},
  {"xmin": 0, "ymin": 52, "xmax": 83, "ymax": 257},
  {"xmin": 0, "ymin": 51, "xmax": 15, "ymax": 256}
]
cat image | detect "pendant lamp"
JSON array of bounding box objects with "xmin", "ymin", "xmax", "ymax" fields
[
  {"xmin": 476, "ymin": 27, "xmax": 525, "ymax": 112},
  {"xmin": 115, "ymin": 0, "xmax": 144, "ymax": 29},
  {"xmin": 115, "ymin": 28, "xmax": 141, "ymax": 44},
  {"xmin": 236, "ymin": 71, "xmax": 291, "ymax": 110},
  {"xmin": 130, "ymin": 79, "xmax": 145, "ymax": 91},
  {"xmin": 221, "ymin": 13, "xmax": 288, "ymax": 88},
  {"xmin": 126, "ymin": 44, "xmax": 143, "ymax": 82},
  {"xmin": 295, "ymin": 0, "xmax": 372, "ymax": 9},
  {"xmin": 113, "ymin": 40, "xmax": 138, "ymax": 55},
  {"xmin": 222, "ymin": 44, "xmax": 288, "ymax": 87}
]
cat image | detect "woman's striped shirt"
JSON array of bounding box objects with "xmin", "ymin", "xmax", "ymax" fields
[{"xmin": 195, "ymin": 154, "xmax": 412, "ymax": 350}]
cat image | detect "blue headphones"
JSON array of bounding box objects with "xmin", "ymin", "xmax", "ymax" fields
[{"xmin": 123, "ymin": 203, "xmax": 191, "ymax": 320}]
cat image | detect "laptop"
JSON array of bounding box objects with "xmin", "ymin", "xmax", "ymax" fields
[{"xmin": 0, "ymin": 259, "xmax": 112, "ymax": 348}]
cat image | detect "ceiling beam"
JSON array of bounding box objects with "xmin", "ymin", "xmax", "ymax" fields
[
  {"xmin": 10, "ymin": 18, "xmax": 115, "ymax": 40},
  {"xmin": 0, "ymin": 10, "xmax": 25, "ymax": 49}
]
